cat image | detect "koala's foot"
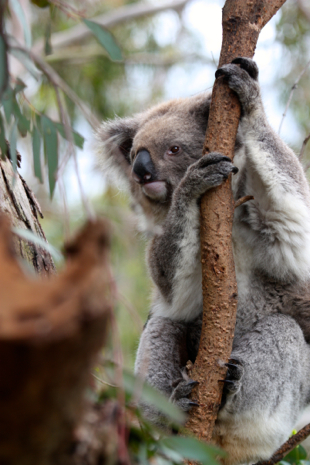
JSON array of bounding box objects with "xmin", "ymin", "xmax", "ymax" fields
[
  {"xmin": 181, "ymin": 152, "xmax": 238, "ymax": 199},
  {"xmin": 215, "ymin": 57, "xmax": 260, "ymax": 114},
  {"xmin": 169, "ymin": 376, "xmax": 199, "ymax": 412},
  {"xmin": 220, "ymin": 359, "xmax": 244, "ymax": 407}
]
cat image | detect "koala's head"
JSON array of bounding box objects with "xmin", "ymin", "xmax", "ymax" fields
[{"xmin": 95, "ymin": 93, "xmax": 211, "ymax": 227}]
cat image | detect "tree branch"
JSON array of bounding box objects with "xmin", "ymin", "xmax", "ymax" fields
[
  {"xmin": 254, "ymin": 423, "xmax": 310, "ymax": 465},
  {"xmin": 278, "ymin": 58, "xmax": 310, "ymax": 135},
  {"xmin": 32, "ymin": 0, "xmax": 190, "ymax": 55}
]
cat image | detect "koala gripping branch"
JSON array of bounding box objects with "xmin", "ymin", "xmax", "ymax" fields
[{"xmin": 185, "ymin": 0, "xmax": 287, "ymax": 445}]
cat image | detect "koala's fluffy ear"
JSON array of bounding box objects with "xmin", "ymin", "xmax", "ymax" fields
[
  {"xmin": 188, "ymin": 93, "xmax": 212, "ymax": 133},
  {"xmin": 94, "ymin": 116, "xmax": 140, "ymax": 190}
]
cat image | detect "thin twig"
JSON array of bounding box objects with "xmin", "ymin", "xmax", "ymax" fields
[
  {"xmin": 32, "ymin": 0, "xmax": 189, "ymax": 54},
  {"xmin": 300, "ymin": 131, "xmax": 310, "ymax": 161},
  {"xmin": 278, "ymin": 59, "xmax": 310, "ymax": 135},
  {"xmin": 254, "ymin": 423, "xmax": 310, "ymax": 465},
  {"xmin": 234, "ymin": 195, "xmax": 254, "ymax": 208},
  {"xmin": 54, "ymin": 85, "xmax": 94, "ymax": 220},
  {"xmin": 92, "ymin": 374, "xmax": 118, "ymax": 388}
]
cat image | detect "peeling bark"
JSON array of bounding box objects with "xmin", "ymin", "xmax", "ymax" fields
[
  {"xmin": 186, "ymin": 0, "xmax": 287, "ymax": 443},
  {"xmin": 0, "ymin": 157, "xmax": 55, "ymax": 275}
]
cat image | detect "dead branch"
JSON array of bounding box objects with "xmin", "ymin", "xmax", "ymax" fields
[
  {"xmin": 278, "ymin": 58, "xmax": 310, "ymax": 135},
  {"xmin": 0, "ymin": 213, "xmax": 114, "ymax": 465},
  {"xmin": 254, "ymin": 423, "xmax": 310, "ymax": 465},
  {"xmin": 185, "ymin": 0, "xmax": 287, "ymax": 448},
  {"xmin": 32, "ymin": 0, "xmax": 190, "ymax": 55}
]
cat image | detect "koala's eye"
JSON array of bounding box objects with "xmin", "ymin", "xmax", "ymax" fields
[{"xmin": 168, "ymin": 146, "xmax": 180, "ymax": 155}]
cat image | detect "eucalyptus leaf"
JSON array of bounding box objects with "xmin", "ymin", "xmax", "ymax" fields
[
  {"xmin": 44, "ymin": 18, "xmax": 52, "ymax": 55},
  {"xmin": 0, "ymin": 33, "xmax": 8, "ymax": 98},
  {"xmin": 12, "ymin": 227, "xmax": 63, "ymax": 261},
  {"xmin": 2, "ymin": 86, "xmax": 13, "ymax": 123},
  {"xmin": 83, "ymin": 19, "xmax": 122, "ymax": 61},
  {"xmin": 160, "ymin": 436, "xmax": 225, "ymax": 465},
  {"xmin": 54, "ymin": 122, "xmax": 84, "ymax": 149},
  {"xmin": 9, "ymin": 48, "xmax": 41, "ymax": 80},
  {"xmin": 9, "ymin": 120, "xmax": 18, "ymax": 172},
  {"xmin": 12, "ymin": 99, "xmax": 30, "ymax": 137},
  {"xmin": 14, "ymin": 78, "xmax": 26, "ymax": 94},
  {"xmin": 0, "ymin": 113, "xmax": 7, "ymax": 159},
  {"xmin": 121, "ymin": 369, "xmax": 185, "ymax": 424},
  {"xmin": 10, "ymin": 0, "xmax": 32, "ymax": 48},
  {"xmin": 32, "ymin": 125, "xmax": 43, "ymax": 183},
  {"xmin": 284, "ymin": 445, "xmax": 308, "ymax": 463},
  {"xmin": 41, "ymin": 115, "xmax": 58, "ymax": 198}
]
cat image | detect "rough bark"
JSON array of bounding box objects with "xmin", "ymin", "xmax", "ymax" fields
[
  {"xmin": 0, "ymin": 213, "xmax": 113, "ymax": 465},
  {"xmin": 0, "ymin": 156, "xmax": 55, "ymax": 276},
  {"xmin": 186, "ymin": 0, "xmax": 287, "ymax": 443}
]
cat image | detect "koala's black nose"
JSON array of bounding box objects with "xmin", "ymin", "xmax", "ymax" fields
[{"xmin": 132, "ymin": 149, "xmax": 157, "ymax": 184}]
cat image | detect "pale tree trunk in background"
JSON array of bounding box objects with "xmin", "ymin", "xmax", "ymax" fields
[{"xmin": 186, "ymin": 0, "xmax": 287, "ymax": 444}]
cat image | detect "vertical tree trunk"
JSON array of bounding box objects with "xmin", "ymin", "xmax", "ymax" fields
[{"xmin": 186, "ymin": 0, "xmax": 287, "ymax": 443}]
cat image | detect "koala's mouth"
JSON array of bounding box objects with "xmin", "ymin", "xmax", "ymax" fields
[{"xmin": 142, "ymin": 181, "xmax": 167, "ymax": 200}]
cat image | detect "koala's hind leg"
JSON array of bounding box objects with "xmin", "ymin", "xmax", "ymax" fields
[
  {"xmin": 135, "ymin": 315, "xmax": 200, "ymax": 426},
  {"xmin": 214, "ymin": 314, "xmax": 310, "ymax": 465},
  {"xmin": 218, "ymin": 58, "xmax": 310, "ymax": 282}
]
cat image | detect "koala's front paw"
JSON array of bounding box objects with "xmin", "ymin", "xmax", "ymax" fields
[
  {"xmin": 220, "ymin": 359, "xmax": 244, "ymax": 407},
  {"xmin": 215, "ymin": 57, "xmax": 260, "ymax": 113},
  {"xmin": 169, "ymin": 377, "xmax": 199, "ymax": 412},
  {"xmin": 183, "ymin": 152, "xmax": 238, "ymax": 199}
]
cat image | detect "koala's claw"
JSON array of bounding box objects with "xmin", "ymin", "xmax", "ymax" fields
[
  {"xmin": 231, "ymin": 57, "xmax": 259, "ymax": 80},
  {"xmin": 170, "ymin": 378, "xmax": 199, "ymax": 412},
  {"xmin": 189, "ymin": 401, "xmax": 199, "ymax": 407},
  {"xmin": 215, "ymin": 58, "xmax": 260, "ymax": 113},
  {"xmin": 223, "ymin": 359, "xmax": 244, "ymax": 394},
  {"xmin": 183, "ymin": 152, "xmax": 238, "ymax": 198}
]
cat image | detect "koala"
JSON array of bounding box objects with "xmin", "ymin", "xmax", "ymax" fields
[{"xmin": 95, "ymin": 58, "xmax": 310, "ymax": 465}]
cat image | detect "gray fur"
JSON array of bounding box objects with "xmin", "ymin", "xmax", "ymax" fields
[{"xmin": 94, "ymin": 58, "xmax": 310, "ymax": 464}]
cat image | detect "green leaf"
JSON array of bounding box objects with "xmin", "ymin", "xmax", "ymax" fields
[
  {"xmin": 12, "ymin": 98, "xmax": 30, "ymax": 137},
  {"xmin": 14, "ymin": 78, "xmax": 26, "ymax": 94},
  {"xmin": 10, "ymin": 0, "xmax": 32, "ymax": 48},
  {"xmin": 83, "ymin": 19, "xmax": 122, "ymax": 61},
  {"xmin": 12, "ymin": 227, "xmax": 63, "ymax": 262},
  {"xmin": 121, "ymin": 369, "xmax": 185, "ymax": 425},
  {"xmin": 9, "ymin": 120, "xmax": 18, "ymax": 172},
  {"xmin": 54, "ymin": 122, "xmax": 84, "ymax": 149},
  {"xmin": 9, "ymin": 48, "xmax": 41, "ymax": 80},
  {"xmin": 0, "ymin": 33, "xmax": 8, "ymax": 98},
  {"xmin": 284, "ymin": 445, "xmax": 308, "ymax": 464},
  {"xmin": 0, "ymin": 113, "xmax": 7, "ymax": 159},
  {"xmin": 31, "ymin": 0, "xmax": 49, "ymax": 7},
  {"xmin": 160, "ymin": 437, "xmax": 225, "ymax": 465},
  {"xmin": 41, "ymin": 115, "xmax": 58, "ymax": 198},
  {"xmin": 32, "ymin": 125, "xmax": 43, "ymax": 183},
  {"xmin": 2, "ymin": 86, "xmax": 13, "ymax": 123},
  {"xmin": 44, "ymin": 17, "xmax": 52, "ymax": 55}
]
